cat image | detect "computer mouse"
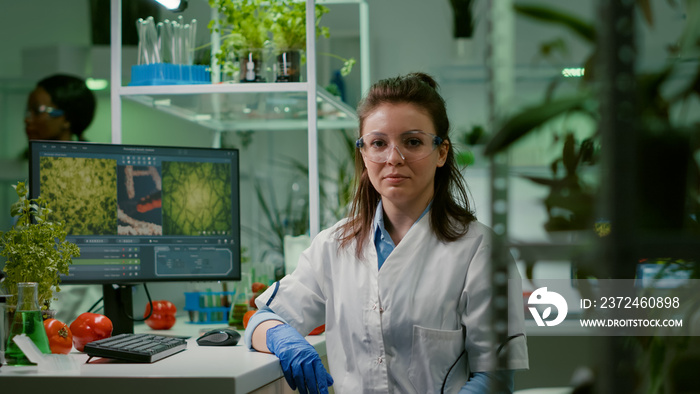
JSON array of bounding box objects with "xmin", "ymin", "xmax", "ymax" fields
[{"xmin": 196, "ymin": 328, "xmax": 241, "ymax": 346}]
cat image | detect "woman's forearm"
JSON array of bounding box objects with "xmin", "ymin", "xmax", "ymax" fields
[{"xmin": 251, "ymin": 319, "xmax": 285, "ymax": 353}]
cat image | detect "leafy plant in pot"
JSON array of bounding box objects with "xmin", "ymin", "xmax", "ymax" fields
[
  {"xmin": 0, "ymin": 181, "xmax": 80, "ymax": 317},
  {"xmin": 268, "ymin": 0, "xmax": 329, "ymax": 82},
  {"xmin": 209, "ymin": 0, "xmax": 355, "ymax": 83},
  {"xmin": 208, "ymin": 0, "xmax": 274, "ymax": 82},
  {"xmin": 523, "ymin": 133, "xmax": 597, "ymax": 240},
  {"xmin": 455, "ymin": 124, "xmax": 488, "ymax": 168},
  {"xmin": 268, "ymin": 0, "xmax": 355, "ymax": 82}
]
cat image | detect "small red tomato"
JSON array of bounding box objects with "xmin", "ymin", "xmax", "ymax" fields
[
  {"xmin": 309, "ymin": 324, "xmax": 325, "ymax": 335},
  {"xmin": 70, "ymin": 312, "xmax": 113, "ymax": 352},
  {"xmin": 144, "ymin": 300, "xmax": 177, "ymax": 330},
  {"xmin": 251, "ymin": 282, "xmax": 268, "ymax": 293},
  {"xmin": 249, "ymin": 295, "xmax": 256, "ymax": 308},
  {"xmin": 43, "ymin": 318, "xmax": 73, "ymax": 354},
  {"xmin": 248, "ymin": 283, "xmax": 268, "ymax": 309},
  {"xmin": 242, "ymin": 310, "xmax": 256, "ymax": 329}
]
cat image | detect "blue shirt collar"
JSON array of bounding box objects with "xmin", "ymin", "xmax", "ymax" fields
[
  {"xmin": 372, "ymin": 200, "xmax": 432, "ymax": 233},
  {"xmin": 372, "ymin": 200, "xmax": 432, "ymax": 269}
]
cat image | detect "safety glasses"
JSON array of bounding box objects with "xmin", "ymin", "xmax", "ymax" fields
[
  {"xmin": 25, "ymin": 105, "xmax": 65, "ymax": 119},
  {"xmin": 356, "ymin": 130, "xmax": 444, "ymax": 163}
]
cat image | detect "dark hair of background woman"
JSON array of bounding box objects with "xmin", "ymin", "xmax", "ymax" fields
[
  {"xmin": 37, "ymin": 74, "xmax": 96, "ymax": 140},
  {"xmin": 338, "ymin": 72, "xmax": 476, "ymax": 257}
]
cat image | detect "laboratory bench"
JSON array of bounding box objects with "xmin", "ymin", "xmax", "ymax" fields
[{"xmin": 0, "ymin": 320, "xmax": 325, "ymax": 394}]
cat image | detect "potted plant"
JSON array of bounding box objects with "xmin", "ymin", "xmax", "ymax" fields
[
  {"xmin": 209, "ymin": 0, "xmax": 355, "ymax": 83},
  {"xmin": 521, "ymin": 133, "xmax": 597, "ymax": 238},
  {"xmin": 268, "ymin": 0, "xmax": 329, "ymax": 82},
  {"xmin": 208, "ymin": 0, "xmax": 274, "ymax": 82},
  {"xmin": 455, "ymin": 124, "xmax": 488, "ymax": 168},
  {"xmin": 0, "ymin": 181, "xmax": 80, "ymax": 315}
]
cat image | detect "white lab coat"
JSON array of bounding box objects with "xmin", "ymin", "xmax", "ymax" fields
[{"xmin": 256, "ymin": 212, "xmax": 529, "ymax": 394}]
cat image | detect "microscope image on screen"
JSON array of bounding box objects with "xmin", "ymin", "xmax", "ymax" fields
[
  {"xmin": 161, "ymin": 161, "xmax": 233, "ymax": 236},
  {"xmin": 38, "ymin": 156, "xmax": 118, "ymax": 235},
  {"xmin": 117, "ymin": 165, "xmax": 163, "ymax": 236},
  {"xmin": 30, "ymin": 140, "xmax": 242, "ymax": 293}
]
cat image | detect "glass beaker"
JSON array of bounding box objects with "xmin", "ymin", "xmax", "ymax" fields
[
  {"xmin": 5, "ymin": 282, "xmax": 51, "ymax": 365},
  {"xmin": 228, "ymin": 273, "xmax": 252, "ymax": 329},
  {"xmin": 1, "ymin": 293, "xmax": 9, "ymax": 365}
]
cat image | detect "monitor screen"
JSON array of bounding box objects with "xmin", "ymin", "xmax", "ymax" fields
[
  {"xmin": 636, "ymin": 262, "xmax": 692, "ymax": 288},
  {"xmin": 29, "ymin": 140, "xmax": 241, "ymax": 333}
]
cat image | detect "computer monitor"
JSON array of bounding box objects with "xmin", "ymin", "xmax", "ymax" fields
[{"xmin": 29, "ymin": 140, "xmax": 241, "ymax": 334}]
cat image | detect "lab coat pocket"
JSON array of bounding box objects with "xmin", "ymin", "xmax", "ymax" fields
[{"xmin": 408, "ymin": 325, "xmax": 465, "ymax": 394}]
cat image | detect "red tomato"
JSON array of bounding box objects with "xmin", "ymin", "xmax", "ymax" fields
[
  {"xmin": 251, "ymin": 282, "xmax": 268, "ymax": 293},
  {"xmin": 70, "ymin": 312, "xmax": 113, "ymax": 352},
  {"xmin": 309, "ymin": 324, "xmax": 325, "ymax": 335},
  {"xmin": 242, "ymin": 310, "xmax": 256, "ymax": 329},
  {"xmin": 248, "ymin": 283, "xmax": 268, "ymax": 309},
  {"xmin": 143, "ymin": 300, "xmax": 177, "ymax": 330},
  {"xmin": 249, "ymin": 295, "xmax": 258, "ymax": 308},
  {"xmin": 43, "ymin": 318, "xmax": 73, "ymax": 354}
]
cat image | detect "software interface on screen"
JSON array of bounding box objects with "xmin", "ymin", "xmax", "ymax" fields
[{"xmin": 29, "ymin": 141, "xmax": 241, "ymax": 284}]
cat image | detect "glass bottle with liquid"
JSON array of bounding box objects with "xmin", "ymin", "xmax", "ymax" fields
[
  {"xmin": 5, "ymin": 282, "xmax": 51, "ymax": 365},
  {"xmin": 228, "ymin": 273, "xmax": 252, "ymax": 329}
]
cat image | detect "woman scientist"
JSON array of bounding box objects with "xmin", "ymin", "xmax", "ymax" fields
[
  {"xmin": 24, "ymin": 73, "xmax": 96, "ymax": 142},
  {"xmin": 244, "ymin": 72, "xmax": 529, "ymax": 393}
]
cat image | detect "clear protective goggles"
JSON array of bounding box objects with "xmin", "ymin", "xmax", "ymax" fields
[
  {"xmin": 25, "ymin": 105, "xmax": 65, "ymax": 119},
  {"xmin": 355, "ymin": 130, "xmax": 444, "ymax": 163}
]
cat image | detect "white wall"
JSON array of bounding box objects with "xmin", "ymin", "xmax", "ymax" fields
[{"xmin": 0, "ymin": 1, "xmax": 92, "ymax": 77}]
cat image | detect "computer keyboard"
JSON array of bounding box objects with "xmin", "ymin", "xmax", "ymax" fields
[{"xmin": 84, "ymin": 333, "xmax": 187, "ymax": 363}]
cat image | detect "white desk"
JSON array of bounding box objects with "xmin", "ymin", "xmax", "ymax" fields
[{"xmin": 0, "ymin": 321, "xmax": 327, "ymax": 394}]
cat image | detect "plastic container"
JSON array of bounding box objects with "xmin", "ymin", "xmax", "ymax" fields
[
  {"xmin": 183, "ymin": 291, "xmax": 234, "ymax": 324},
  {"xmin": 129, "ymin": 63, "xmax": 211, "ymax": 86}
]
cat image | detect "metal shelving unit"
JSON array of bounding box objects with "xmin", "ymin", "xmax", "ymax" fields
[{"xmin": 109, "ymin": 0, "xmax": 368, "ymax": 238}]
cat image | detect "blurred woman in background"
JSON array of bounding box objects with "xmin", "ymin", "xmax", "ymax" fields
[{"xmin": 24, "ymin": 73, "xmax": 96, "ymax": 141}]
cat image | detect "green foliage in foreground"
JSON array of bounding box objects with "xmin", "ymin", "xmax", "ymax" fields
[{"xmin": 0, "ymin": 182, "xmax": 80, "ymax": 308}]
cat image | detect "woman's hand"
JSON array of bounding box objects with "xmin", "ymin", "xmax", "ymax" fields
[{"xmin": 265, "ymin": 324, "xmax": 334, "ymax": 394}]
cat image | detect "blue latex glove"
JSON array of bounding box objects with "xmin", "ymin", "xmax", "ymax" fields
[
  {"xmin": 266, "ymin": 324, "xmax": 334, "ymax": 394},
  {"xmin": 460, "ymin": 371, "xmax": 515, "ymax": 394}
]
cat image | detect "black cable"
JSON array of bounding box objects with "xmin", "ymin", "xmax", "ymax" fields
[
  {"xmin": 123, "ymin": 283, "xmax": 153, "ymax": 321},
  {"xmin": 441, "ymin": 350, "xmax": 466, "ymax": 394},
  {"xmin": 496, "ymin": 333, "xmax": 525, "ymax": 356},
  {"xmin": 440, "ymin": 332, "xmax": 526, "ymax": 393},
  {"xmin": 87, "ymin": 297, "xmax": 103, "ymax": 313}
]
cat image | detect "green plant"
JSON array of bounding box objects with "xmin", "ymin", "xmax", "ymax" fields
[
  {"xmin": 269, "ymin": 0, "xmax": 329, "ymax": 51},
  {"xmin": 245, "ymin": 129, "xmax": 355, "ymax": 279},
  {"xmin": 484, "ymin": 2, "xmax": 700, "ymax": 234},
  {"xmin": 208, "ymin": 0, "xmax": 355, "ymax": 77},
  {"xmin": 522, "ymin": 133, "xmax": 597, "ymax": 232},
  {"xmin": 284, "ymin": 129, "xmax": 356, "ymax": 226},
  {"xmin": 319, "ymin": 52, "xmax": 356, "ymax": 78},
  {"xmin": 251, "ymin": 177, "xmax": 309, "ymax": 279},
  {"xmin": 0, "ymin": 181, "xmax": 80, "ymax": 309},
  {"xmin": 208, "ymin": 0, "xmax": 274, "ymax": 75},
  {"xmin": 267, "ymin": 0, "xmax": 355, "ymax": 76},
  {"xmin": 455, "ymin": 125, "xmax": 488, "ymax": 168}
]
